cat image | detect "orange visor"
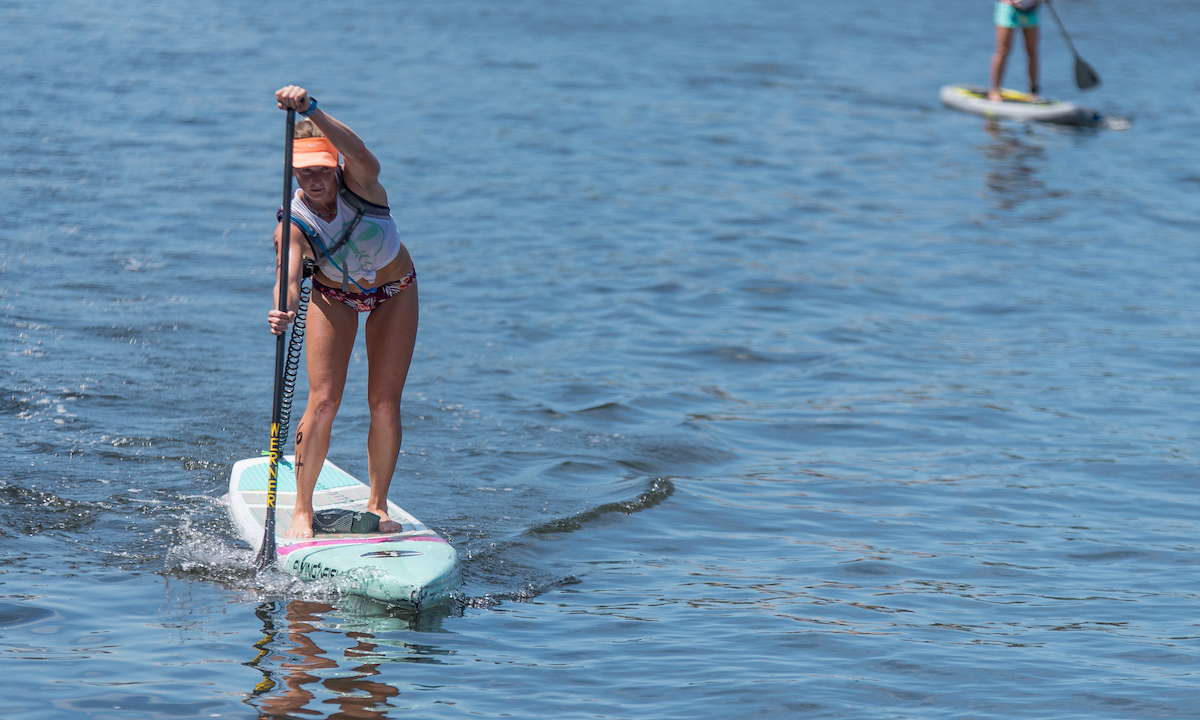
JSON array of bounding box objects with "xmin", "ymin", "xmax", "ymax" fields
[{"xmin": 293, "ymin": 137, "xmax": 339, "ymax": 168}]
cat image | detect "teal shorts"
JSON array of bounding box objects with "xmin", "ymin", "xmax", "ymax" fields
[{"xmin": 994, "ymin": 2, "xmax": 1040, "ymax": 28}]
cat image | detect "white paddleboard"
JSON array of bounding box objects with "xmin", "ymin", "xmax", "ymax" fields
[
  {"xmin": 939, "ymin": 84, "xmax": 1103, "ymax": 127},
  {"xmin": 227, "ymin": 455, "xmax": 460, "ymax": 610}
]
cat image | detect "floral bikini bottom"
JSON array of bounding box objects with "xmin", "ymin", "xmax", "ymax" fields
[{"xmin": 312, "ymin": 267, "xmax": 416, "ymax": 313}]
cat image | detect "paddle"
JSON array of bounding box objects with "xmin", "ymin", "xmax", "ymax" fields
[
  {"xmin": 1044, "ymin": 1, "xmax": 1101, "ymax": 90},
  {"xmin": 255, "ymin": 108, "xmax": 296, "ymax": 571}
]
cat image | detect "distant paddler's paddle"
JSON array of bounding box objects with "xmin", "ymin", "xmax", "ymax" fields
[
  {"xmin": 1044, "ymin": 1, "xmax": 1101, "ymax": 90},
  {"xmin": 255, "ymin": 108, "xmax": 296, "ymax": 571}
]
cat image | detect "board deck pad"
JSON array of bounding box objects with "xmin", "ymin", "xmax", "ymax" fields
[
  {"xmin": 955, "ymin": 87, "xmax": 1043, "ymax": 104},
  {"xmin": 233, "ymin": 457, "xmax": 398, "ymax": 532}
]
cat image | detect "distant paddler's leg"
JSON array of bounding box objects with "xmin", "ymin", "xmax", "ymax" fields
[
  {"xmin": 1023, "ymin": 25, "xmax": 1042, "ymax": 100},
  {"xmin": 989, "ymin": 24, "xmax": 1016, "ymax": 102},
  {"xmin": 286, "ymin": 290, "xmax": 358, "ymax": 538},
  {"xmin": 363, "ymin": 277, "xmax": 419, "ymax": 533}
]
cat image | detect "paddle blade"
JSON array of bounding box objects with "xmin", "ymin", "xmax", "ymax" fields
[
  {"xmin": 1075, "ymin": 57, "xmax": 1101, "ymax": 91},
  {"xmin": 255, "ymin": 510, "xmax": 277, "ymax": 570}
]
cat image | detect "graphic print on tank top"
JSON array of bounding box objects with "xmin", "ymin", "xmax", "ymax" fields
[{"xmin": 290, "ymin": 188, "xmax": 400, "ymax": 285}]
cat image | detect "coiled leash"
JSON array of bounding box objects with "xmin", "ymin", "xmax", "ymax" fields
[
  {"xmin": 263, "ymin": 258, "xmax": 316, "ymax": 462},
  {"xmin": 277, "ymin": 279, "xmax": 311, "ymax": 447}
]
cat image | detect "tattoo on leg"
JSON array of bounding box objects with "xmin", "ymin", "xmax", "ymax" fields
[{"xmin": 296, "ymin": 428, "xmax": 304, "ymax": 445}]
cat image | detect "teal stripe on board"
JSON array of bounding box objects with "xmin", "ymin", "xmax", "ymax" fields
[{"xmin": 237, "ymin": 459, "xmax": 359, "ymax": 492}]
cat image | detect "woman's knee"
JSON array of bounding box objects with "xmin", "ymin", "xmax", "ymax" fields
[
  {"xmin": 304, "ymin": 395, "xmax": 342, "ymax": 426},
  {"xmin": 367, "ymin": 394, "xmax": 403, "ymax": 425}
]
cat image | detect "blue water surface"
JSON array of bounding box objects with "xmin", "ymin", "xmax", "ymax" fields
[{"xmin": 2, "ymin": 0, "xmax": 1199, "ymax": 717}]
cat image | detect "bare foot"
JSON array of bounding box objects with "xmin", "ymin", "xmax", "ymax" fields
[
  {"xmin": 285, "ymin": 508, "xmax": 314, "ymax": 538},
  {"xmin": 366, "ymin": 506, "xmax": 403, "ymax": 534},
  {"xmin": 987, "ymin": 89, "xmax": 1003, "ymax": 102}
]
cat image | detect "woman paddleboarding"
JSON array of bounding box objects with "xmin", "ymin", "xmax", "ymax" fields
[
  {"xmin": 988, "ymin": 0, "xmax": 1048, "ymax": 102},
  {"xmin": 267, "ymin": 85, "xmax": 418, "ymax": 539}
]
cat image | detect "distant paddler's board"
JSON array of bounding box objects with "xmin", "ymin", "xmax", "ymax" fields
[
  {"xmin": 227, "ymin": 456, "xmax": 460, "ymax": 610},
  {"xmin": 939, "ymin": 85, "xmax": 1103, "ymax": 127}
]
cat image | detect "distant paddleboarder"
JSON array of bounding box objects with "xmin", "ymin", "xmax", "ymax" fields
[
  {"xmin": 267, "ymin": 85, "xmax": 418, "ymax": 539},
  {"xmin": 989, "ymin": 0, "xmax": 1048, "ymax": 102}
]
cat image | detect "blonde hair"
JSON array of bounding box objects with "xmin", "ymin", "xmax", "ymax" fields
[{"xmin": 294, "ymin": 118, "xmax": 324, "ymax": 139}]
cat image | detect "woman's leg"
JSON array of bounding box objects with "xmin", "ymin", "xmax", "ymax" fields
[
  {"xmin": 1023, "ymin": 25, "xmax": 1041, "ymax": 97},
  {"xmin": 286, "ymin": 290, "xmax": 358, "ymax": 538},
  {"xmin": 989, "ymin": 25, "xmax": 1016, "ymax": 101},
  {"xmin": 362, "ymin": 280, "xmax": 419, "ymax": 531}
]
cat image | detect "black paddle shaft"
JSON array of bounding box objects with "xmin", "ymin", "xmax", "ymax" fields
[
  {"xmin": 1045, "ymin": 2, "xmax": 1102, "ymax": 91},
  {"xmin": 255, "ymin": 108, "xmax": 295, "ymax": 571}
]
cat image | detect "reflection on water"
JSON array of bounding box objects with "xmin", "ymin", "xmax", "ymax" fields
[
  {"xmin": 978, "ymin": 120, "xmax": 1057, "ymax": 210},
  {"xmin": 245, "ymin": 599, "xmax": 453, "ymax": 719}
]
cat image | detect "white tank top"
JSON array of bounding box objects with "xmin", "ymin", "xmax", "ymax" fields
[{"xmin": 289, "ymin": 184, "xmax": 400, "ymax": 286}]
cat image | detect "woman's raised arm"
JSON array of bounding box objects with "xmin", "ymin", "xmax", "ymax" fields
[{"xmin": 275, "ymin": 85, "xmax": 388, "ymax": 206}]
